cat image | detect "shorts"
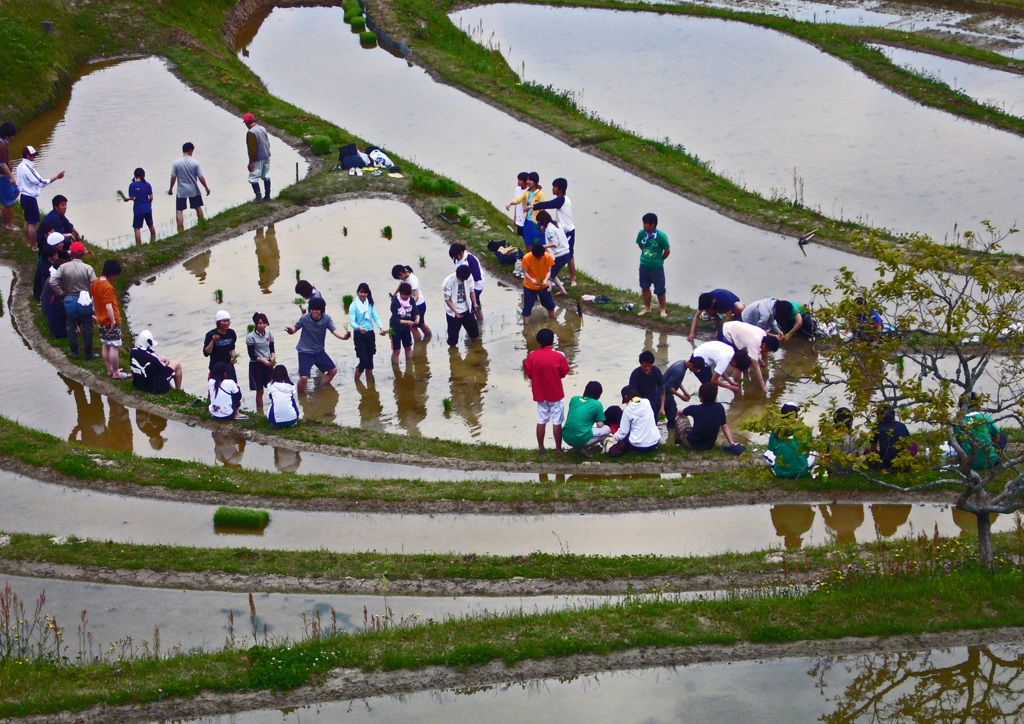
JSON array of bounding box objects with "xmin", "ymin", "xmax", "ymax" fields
[
  {"xmin": 99, "ymin": 322, "xmax": 122, "ymax": 347},
  {"xmin": 175, "ymin": 194, "xmax": 203, "ymax": 211},
  {"xmin": 565, "ymin": 228, "xmax": 576, "ymax": 257},
  {"xmin": 639, "ymin": 265, "xmax": 666, "ymax": 296},
  {"xmin": 20, "ymin": 195, "xmax": 40, "ymax": 223},
  {"xmin": 391, "ymin": 325, "xmax": 413, "ymax": 350},
  {"xmin": 415, "ymin": 302, "xmax": 427, "ymax": 329},
  {"xmin": 522, "ymin": 286, "xmax": 555, "ymax": 317},
  {"xmin": 523, "ymin": 218, "xmax": 539, "ymax": 245},
  {"xmin": 0, "ymin": 177, "xmax": 17, "ymax": 207},
  {"xmin": 133, "ymin": 212, "xmax": 154, "ymax": 229},
  {"xmin": 249, "ymin": 359, "xmax": 274, "ymax": 390},
  {"xmin": 249, "ymin": 158, "xmax": 271, "ymax": 183},
  {"xmin": 551, "ymin": 253, "xmax": 571, "ymax": 280},
  {"xmin": 298, "ymin": 350, "xmax": 335, "ymax": 377},
  {"xmin": 516, "ymin": 224, "xmax": 524, "ymax": 237},
  {"xmin": 536, "ymin": 399, "xmax": 565, "ymax": 425}
]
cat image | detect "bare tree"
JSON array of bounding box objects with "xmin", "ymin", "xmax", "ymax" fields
[{"xmin": 804, "ymin": 226, "xmax": 1024, "ymax": 569}]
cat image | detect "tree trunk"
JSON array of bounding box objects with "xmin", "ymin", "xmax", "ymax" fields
[{"xmin": 977, "ymin": 512, "xmax": 994, "ymax": 571}]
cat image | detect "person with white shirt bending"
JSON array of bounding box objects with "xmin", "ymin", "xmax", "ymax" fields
[
  {"xmin": 16, "ymin": 145, "xmax": 63, "ymax": 249},
  {"xmin": 531, "ymin": 177, "xmax": 576, "ymax": 286},
  {"xmin": 536, "ymin": 210, "xmax": 569, "ymax": 297},
  {"xmin": 449, "ymin": 243, "xmax": 485, "ymax": 320},
  {"xmin": 442, "ymin": 265, "xmax": 479, "ymax": 348}
]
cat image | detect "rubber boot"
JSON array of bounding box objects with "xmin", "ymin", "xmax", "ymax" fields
[
  {"xmin": 262, "ymin": 179, "xmax": 271, "ymax": 201},
  {"xmin": 251, "ymin": 182, "xmax": 262, "ymax": 201}
]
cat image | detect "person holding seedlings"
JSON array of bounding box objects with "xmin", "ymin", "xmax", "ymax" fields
[
  {"xmin": 688, "ymin": 289, "xmax": 744, "ymax": 341},
  {"xmin": 208, "ymin": 361, "xmax": 247, "ymax": 420},
  {"xmin": 350, "ymin": 282, "xmax": 387, "ymax": 381},
  {"xmin": 0, "ymin": 122, "xmax": 18, "ymax": 232},
  {"xmin": 531, "ymin": 176, "xmax": 576, "ymax": 286},
  {"xmin": 506, "ymin": 171, "xmax": 545, "ymax": 244},
  {"xmin": 719, "ymin": 320, "xmax": 778, "ymax": 393},
  {"xmin": 512, "ymin": 171, "xmax": 528, "ymax": 236},
  {"xmin": 391, "ymin": 264, "xmax": 431, "ymax": 340},
  {"xmin": 523, "ymin": 327, "xmax": 569, "ymax": 454},
  {"xmin": 131, "ymin": 330, "xmax": 183, "ymax": 393},
  {"xmin": 535, "ymin": 210, "xmax": 569, "ymax": 297},
  {"xmin": 204, "ymin": 310, "xmax": 238, "ymax": 382},
  {"xmin": 661, "ymin": 359, "xmax": 692, "ymax": 425},
  {"xmin": 243, "ymin": 112, "xmax": 272, "ymax": 202},
  {"xmin": 266, "ymin": 365, "xmax": 299, "ymax": 427},
  {"xmin": 168, "ymin": 142, "xmax": 210, "ymax": 228},
  {"xmin": 636, "ymin": 212, "xmax": 670, "ymax": 317},
  {"xmin": 124, "ymin": 167, "xmax": 156, "ymax": 245},
  {"xmin": 521, "ymin": 243, "xmax": 557, "ymax": 324},
  {"xmin": 37, "ymin": 195, "xmax": 83, "ymax": 248},
  {"xmin": 449, "ymin": 243, "xmax": 485, "ymax": 319},
  {"xmin": 607, "ymin": 385, "xmax": 660, "ymax": 457},
  {"xmin": 294, "ymin": 279, "xmax": 322, "ymax": 314},
  {"xmin": 90, "ymin": 259, "xmax": 127, "ymax": 380},
  {"xmin": 48, "ymin": 241, "xmax": 96, "ymax": 359},
  {"xmin": 285, "ymin": 296, "xmax": 351, "ymax": 390},
  {"xmin": 16, "ymin": 145, "xmax": 64, "ymax": 249},
  {"xmin": 442, "ymin": 265, "xmax": 479, "ymax": 347},
  {"xmin": 774, "ymin": 300, "xmax": 818, "ymax": 341},
  {"xmin": 246, "ymin": 312, "xmax": 276, "ymax": 410},
  {"xmin": 677, "ymin": 382, "xmax": 741, "ymax": 452},
  {"xmin": 390, "ymin": 282, "xmax": 419, "ymax": 365},
  {"xmin": 562, "ymin": 380, "xmax": 609, "ymax": 456},
  {"xmin": 628, "ymin": 349, "xmax": 665, "ymax": 419}
]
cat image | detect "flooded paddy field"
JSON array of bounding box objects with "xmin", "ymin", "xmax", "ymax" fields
[
  {"xmin": 11, "ymin": 57, "xmax": 307, "ymax": 249},
  {"xmin": 453, "ymin": 4, "xmax": 1024, "ymax": 245},
  {"xmin": 238, "ymin": 7, "xmax": 881, "ymax": 304},
  {"xmin": 0, "ymin": 469, "xmax": 1012, "ymax": 555},
  {"xmin": 162, "ymin": 641, "xmax": 1024, "ymax": 723}
]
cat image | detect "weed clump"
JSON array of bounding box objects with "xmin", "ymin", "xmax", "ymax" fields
[
  {"xmin": 412, "ymin": 174, "xmax": 459, "ymax": 196},
  {"xmin": 360, "ymin": 31, "xmax": 377, "ymax": 46},
  {"xmin": 381, "ymin": 225, "xmax": 392, "ymax": 238},
  {"xmin": 310, "ymin": 136, "xmax": 332, "ymax": 155},
  {"xmin": 213, "ymin": 507, "xmax": 270, "ymax": 529}
]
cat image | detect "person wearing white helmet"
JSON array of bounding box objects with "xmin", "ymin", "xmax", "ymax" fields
[
  {"xmin": 204, "ymin": 309, "xmax": 238, "ymax": 382},
  {"xmin": 130, "ymin": 331, "xmax": 183, "ymax": 393}
]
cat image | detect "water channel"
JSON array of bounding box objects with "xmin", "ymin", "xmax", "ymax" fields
[
  {"xmin": 452, "ymin": 4, "xmax": 1024, "ymax": 245},
  {"xmin": 161, "ymin": 642, "xmax": 1024, "ymax": 723},
  {"xmin": 238, "ymin": 6, "xmax": 883, "ymax": 304},
  {"xmin": 0, "ymin": 470, "xmax": 1011, "ymax": 555},
  {"xmin": 10, "ymin": 57, "xmax": 308, "ymax": 249}
]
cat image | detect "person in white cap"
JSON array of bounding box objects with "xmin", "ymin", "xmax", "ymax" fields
[
  {"xmin": 204, "ymin": 310, "xmax": 238, "ymax": 382},
  {"xmin": 16, "ymin": 145, "xmax": 64, "ymax": 249},
  {"xmin": 130, "ymin": 330, "xmax": 183, "ymax": 393}
]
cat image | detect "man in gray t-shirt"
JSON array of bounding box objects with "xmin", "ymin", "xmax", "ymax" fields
[
  {"xmin": 167, "ymin": 142, "xmax": 211, "ymax": 227},
  {"xmin": 284, "ymin": 298, "xmax": 351, "ymax": 390}
]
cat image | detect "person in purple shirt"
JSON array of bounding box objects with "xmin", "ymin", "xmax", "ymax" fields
[
  {"xmin": 124, "ymin": 167, "xmax": 156, "ymax": 245},
  {"xmin": 688, "ymin": 288, "xmax": 744, "ymax": 341}
]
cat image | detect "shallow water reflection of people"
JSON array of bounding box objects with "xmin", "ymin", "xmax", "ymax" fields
[
  {"xmin": 393, "ymin": 343, "xmax": 429, "ymax": 436},
  {"xmin": 354, "ymin": 376, "xmax": 384, "ymax": 430},
  {"xmin": 819, "ymin": 503, "xmax": 865, "ymax": 545},
  {"xmin": 135, "ymin": 409, "xmax": 168, "ymax": 451},
  {"xmin": 770, "ymin": 504, "xmax": 815, "ymax": 549},
  {"xmin": 298, "ymin": 379, "xmax": 339, "ymax": 422},
  {"xmin": 448, "ymin": 345, "xmax": 489, "ymax": 434},
  {"xmin": 274, "ymin": 446, "xmax": 301, "ymax": 473},
  {"xmin": 952, "ymin": 507, "xmax": 999, "ymax": 536},
  {"xmin": 253, "ymin": 224, "xmax": 279, "ymax": 294},
  {"xmin": 63, "ymin": 376, "xmax": 133, "ymax": 452},
  {"xmin": 212, "ymin": 429, "xmax": 246, "ymax": 467},
  {"xmin": 182, "ymin": 249, "xmax": 212, "ymax": 282},
  {"xmin": 870, "ymin": 503, "xmax": 912, "ymax": 538}
]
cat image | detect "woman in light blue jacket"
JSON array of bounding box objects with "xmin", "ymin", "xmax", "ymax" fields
[{"xmin": 349, "ymin": 282, "xmax": 387, "ymax": 381}]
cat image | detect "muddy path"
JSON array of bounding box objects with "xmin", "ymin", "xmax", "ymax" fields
[{"xmin": 12, "ymin": 626, "xmax": 1022, "ymax": 724}]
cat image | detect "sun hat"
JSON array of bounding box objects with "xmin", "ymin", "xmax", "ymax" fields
[{"xmin": 215, "ymin": 310, "xmax": 231, "ymax": 322}]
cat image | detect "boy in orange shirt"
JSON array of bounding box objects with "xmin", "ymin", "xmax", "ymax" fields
[
  {"xmin": 521, "ymin": 243, "xmax": 556, "ymax": 324},
  {"xmin": 91, "ymin": 259, "xmax": 127, "ymax": 379}
]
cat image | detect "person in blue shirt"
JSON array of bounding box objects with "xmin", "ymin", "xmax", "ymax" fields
[
  {"xmin": 124, "ymin": 167, "xmax": 156, "ymax": 245},
  {"xmin": 349, "ymin": 282, "xmax": 387, "ymax": 381},
  {"xmin": 688, "ymin": 289, "xmax": 743, "ymax": 341}
]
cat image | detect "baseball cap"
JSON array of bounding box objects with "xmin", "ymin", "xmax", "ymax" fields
[
  {"xmin": 24, "ymin": 145, "xmax": 38, "ymax": 156},
  {"xmin": 243, "ymin": 112, "xmax": 256, "ymax": 123},
  {"xmin": 215, "ymin": 310, "xmax": 231, "ymax": 322},
  {"xmin": 69, "ymin": 241, "xmax": 86, "ymax": 256},
  {"xmin": 138, "ymin": 330, "xmax": 157, "ymax": 349}
]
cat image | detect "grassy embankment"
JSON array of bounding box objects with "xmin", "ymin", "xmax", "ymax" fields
[
  {"xmin": 1, "ymin": 536, "xmax": 1022, "ymax": 717},
  {"xmin": 383, "ymin": 0, "xmax": 1024, "ymax": 253}
]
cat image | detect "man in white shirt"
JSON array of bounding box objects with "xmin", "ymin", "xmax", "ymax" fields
[
  {"xmin": 513, "ymin": 172, "xmax": 527, "ymax": 236},
  {"xmin": 689, "ymin": 340, "xmax": 745, "ymax": 394},
  {"xmin": 442, "ymin": 265, "xmax": 479, "ymax": 348},
  {"xmin": 532, "ymin": 177, "xmax": 576, "ymax": 286},
  {"xmin": 720, "ymin": 321, "xmax": 779, "ymax": 392},
  {"xmin": 15, "ymin": 146, "xmax": 63, "ymax": 249},
  {"xmin": 608, "ymin": 385, "xmax": 661, "ymax": 457}
]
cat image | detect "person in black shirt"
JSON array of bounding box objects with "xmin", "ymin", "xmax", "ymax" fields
[
  {"xmin": 628, "ymin": 350, "xmax": 665, "ymax": 419},
  {"xmin": 130, "ymin": 330, "xmax": 183, "ymax": 393},
  {"xmin": 203, "ymin": 309, "xmax": 238, "ymax": 382},
  {"xmin": 870, "ymin": 403, "xmax": 914, "ymax": 470},
  {"xmin": 677, "ymin": 383, "xmax": 739, "ymax": 450}
]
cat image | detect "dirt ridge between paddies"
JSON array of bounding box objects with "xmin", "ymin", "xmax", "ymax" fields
[{"xmin": 8, "ymin": 627, "xmax": 1023, "ymax": 724}]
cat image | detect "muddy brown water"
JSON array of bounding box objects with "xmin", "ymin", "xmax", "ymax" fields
[
  {"xmin": 238, "ymin": 7, "xmax": 883, "ymax": 304},
  {"xmin": 0, "ymin": 266, "xmax": 535, "ymax": 481},
  {"xmin": 156, "ymin": 642, "xmax": 1024, "ymax": 723},
  {"xmin": 10, "ymin": 57, "xmax": 308, "ymax": 249},
  {"xmin": 452, "ymin": 4, "xmax": 1024, "ymax": 246},
  {"xmin": 0, "ymin": 470, "xmax": 1014, "ymax": 555}
]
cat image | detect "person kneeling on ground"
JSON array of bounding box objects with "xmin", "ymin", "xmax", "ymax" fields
[
  {"xmin": 562, "ymin": 381, "xmax": 609, "ymax": 456},
  {"xmin": 266, "ymin": 365, "xmax": 299, "ymax": 428},
  {"xmin": 130, "ymin": 330, "xmax": 183, "ymax": 393},
  {"xmin": 607, "ymin": 385, "xmax": 661, "ymax": 457},
  {"xmin": 767, "ymin": 403, "xmax": 814, "ymax": 478},
  {"xmin": 869, "ymin": 403, "xmax": 915, "ymax": 471},
  {"xmin": 953, "ymin": 393, "xmax": 1008, "ymax": 470},
  {"xmin": 676, "ymin": 382, "xmax": 742, "ymax": 454},
  {"xmin": 208, "ymin": 361, "xmax": 247, "ymax": 420}
]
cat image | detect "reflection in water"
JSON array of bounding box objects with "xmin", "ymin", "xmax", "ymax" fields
[
  {"xmin": 63, "ymin": 375, "xmax": 133, "ymax": 452},
  {"xmin": 814, "ymin": 645, "xmax": 1024, "ymax": 723},
  {"xmin": 820, "ymin": 504, "xmax": 866, "ymax": 545},
  {"xmin": 253, "ymin": 224, "xmax": 280, "ymax": 294},
  {"xmin": 135, "ymin": 410, "xmax": 168, "ymax": 451},
  {"xmin": 212, "ymin": 430, "xmax": 246, "ymax": 467},
  {"xmin": 183, "ymin": 250, "xmax": 212, "ymax": 282},
  {"xmin": 952, "ymin": 507, "xmax": 1000, "ymax": 536},
  {"xmin": 274, "ymin": 447, "xmax": 301, "ymax": 474},
  {"xmin": 355, "ymin": 377, "xmax": 384, "ymax": 430},
  {"xmin": 299, "ymin": 381, "xmax": 340, "ymax": 423},
  {"xmin": 393, "ymin": 345, "xmax": 429, "ymax": 435},
  {"xmin": 771, "ymin": 504, "xmax": 816, "ymax": 549},
  {"xmin": 448, "ymin": 346, "xmax": 489, "ymax": 435},
  {"xmin": 871, "ymin": 503, "xmax": 912, "ymax": 538}
]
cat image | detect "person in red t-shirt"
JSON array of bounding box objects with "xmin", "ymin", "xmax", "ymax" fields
[{"xmin": 523, "ymin": 327, "xmax": 569, "ymax": 454}]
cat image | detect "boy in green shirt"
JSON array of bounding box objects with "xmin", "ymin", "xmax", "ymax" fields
[
  {"xmin": 636, "ymin": 212, "xmax": 670, "ymax": 318},
  {"xmin": 562, "ymin": 381, "xmax": 609, "ymax": 456}
]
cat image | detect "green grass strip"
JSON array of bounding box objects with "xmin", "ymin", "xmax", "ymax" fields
[{"xmin": 212, "ymin": 507, "xmax": 270, "ymax": 529}]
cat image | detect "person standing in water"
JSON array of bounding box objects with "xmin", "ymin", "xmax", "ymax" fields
[
  {"xmin": 392, "ymin": 264, "xmax": 431, "ymax": 340},
  {"xmin": 243, "ymin": 112, "xmax": 272, "ymax": 202},
  {"xmin": 168, "ymin": 142, "xmax": 211, "ymax": 228},
  {"xmin": 349, "ymin": 282, "xmax": 387, "ymax": 381},
  {"xmin": 246, "ymin": 312, "xmax": 276, "ymax": 410},
  {"xmin": 285, "ymin": 296, "xmax": 351, "ymax": 390}
]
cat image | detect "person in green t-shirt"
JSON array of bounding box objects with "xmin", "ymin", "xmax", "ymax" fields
[
  {"xmin": 767, "ymin": 403, "xmax": 814, "ymax": 478},
  {"xmin": 636, "ymin": 212, "xmax": 671, "ymax": 318},
  {"xmin": 954, "ymin": 394, "xmax": 1008, "ymax": 470},
  {"xmin": 562, "ymin": 381, "xmax": 609, "ymax": 456}
]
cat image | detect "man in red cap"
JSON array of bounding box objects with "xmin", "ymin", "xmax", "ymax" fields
[
  {"xmin": 48, "ymin": 241, "xmax": 97, "ymax": 359},
  {"xmin": 243, "ymin": 112, "xmax": 272, "ymax": 202}
]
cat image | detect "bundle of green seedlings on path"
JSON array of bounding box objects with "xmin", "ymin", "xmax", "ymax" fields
[
  {"xmin": 459, "ymin": 213, "xmax": 472, "ymax": 227},
  {"xmin": 350, "ymin": 16, "xmax": 366, "ymax": 32},
  {"xmin": 213, "ymin": 507, "xmax": 270, "ymax": 530},
  {"xmin": 412, "ymin": 173, "xmax": 460, "ymax": 196},
  {"xmin": 381, "ymin": 225, "xmax": 392, "ymax": 238},
  {"xmin": 322, "ymin": 255, "xmax": 330, "ymax": 271},
  {"xmin": 310, "ymin": 136, "xmax": 332, "ymax": 155},
  {"xmin": 343, "ymin": 1, "xmax": 363, "ymax": 23},
  {"xmin": 360, "ymin": 31, "xmax": 377, "ymax": 46},
  {"xmin": 441, "ymin": 204, "xmax": 460, "ymax": 222}
]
